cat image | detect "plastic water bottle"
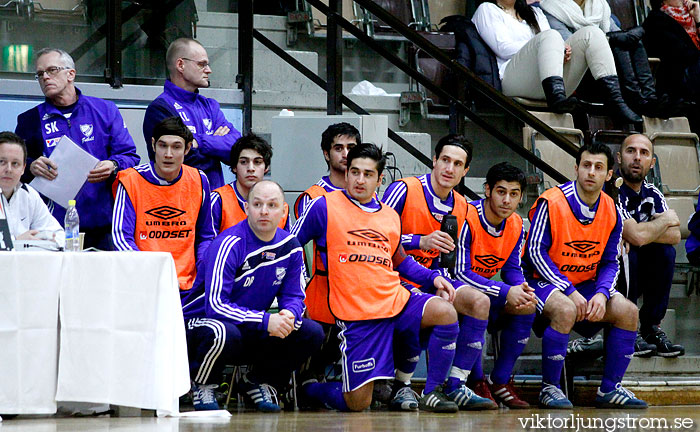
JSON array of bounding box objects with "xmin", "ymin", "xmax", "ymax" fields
[
  {"xmin": 439, "ymin": 214, "xmax": 458, "ymax": 270},
  {"xmin": 64, "ymin": 199, "xmax": 80, "ymax": 252}
]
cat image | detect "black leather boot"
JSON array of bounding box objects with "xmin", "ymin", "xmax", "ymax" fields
[
  {"xmin": 542, "ymin": 76, "xmax": 579, "ymax": 113},
  {"xmin": 607, "ymin": 26, "xmax": 645, "ymax": 50},
  {"xmin": 611, "ymin": 45, "xmax": 645, "ymax": 109},
  {"xmin": 597, "ymin": 75, "xmax": 643, "ymax": 123},
  {"xmin": 630, "ymin": 42, "xmax": 657, "ymax": 102}
]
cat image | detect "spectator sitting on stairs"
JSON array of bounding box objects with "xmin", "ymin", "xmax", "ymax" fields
[
  {"xmin": 472, "ymin": 0, "xmax": 641, "ymax": 123},
  {"xmin": 539, "ymin": 0, "xmax": 676, "ymax": 118}
]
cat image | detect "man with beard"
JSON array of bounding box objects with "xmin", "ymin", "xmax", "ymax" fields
[{"xmin": 616, "ymin": 134, "xmax": 684, "ymax": 358}]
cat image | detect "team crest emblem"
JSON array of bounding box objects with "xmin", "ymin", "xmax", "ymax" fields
[
  {"xmin": 564, "ymin": 240, "xmax": 599, "ymax": 253},
  {"xmin": 275, "ymin": 267, "xmax": 286, "ymax": 280},
  {"xmin": 203, "ymin": 118, "xmax": 212, "ymax": 131},
  {"xmin": 80, "ymin": 124, "xmax": 93, "ymax": 138}
]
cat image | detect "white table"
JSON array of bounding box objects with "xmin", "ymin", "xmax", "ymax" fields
[{"xmin": 0, "ymin": 251, "xmax": 190, "ymax": 416}]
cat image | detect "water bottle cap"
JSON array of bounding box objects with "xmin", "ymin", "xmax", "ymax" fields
[{"xmin": 68, "ymin": 199, "xmax": 76, "ymax": 206}]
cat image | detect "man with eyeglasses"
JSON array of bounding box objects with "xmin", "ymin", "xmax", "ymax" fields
[
  {"xmin": 143, "ymin": 38, "xmax": 241, "ymax": 190},
  {"xmin": 15, "ymin": 48, "xmax": 139, "ymax": 250}
]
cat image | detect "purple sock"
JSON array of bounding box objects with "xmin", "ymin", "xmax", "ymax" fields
[
  {"xmin": 304, "ymin": 382, "xmax": 349, "ymax": 411},
  {"xmin": 491, "ymin": 313, "xmax": 535, "ymax": 385},
  {"xmin": 541, "ymin": 326, "xmax": 569, "ymax": 388},
  {"xmin": 445, "ymin": 315, "xmax": 487, "ymax": 393},
  {"xmin": 470, "ymin": 352, "xmax": 485, "ymax": 382},
  {"xmin": 600, "ymin": 327, "xmax": 636, "ymax": 393},
  {"xmin": 425, "ymin": 322, "xmax": 459, "ymax": 394}
]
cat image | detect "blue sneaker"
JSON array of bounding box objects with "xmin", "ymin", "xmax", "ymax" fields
[
  {"xmin": 241, "ymin": 379, "xmax": 281, "ymax": 413},
  {"xmin": 538, "ymin": 384, "xmax": 573, "ymax": 409},
  {"xmin": 595, "ymin": 384, "xmax": 648, "ymax": 409},
  {"xmin": 389, "ymin": 385, "xmax": 419, "ymax": 411},
  {"xmin": 447, "ymin": 384, "xmax": 498, "ymax": 410},
  {"xmin": 192, "ymin": 382, "xmax": 220, "ymax": 411}
]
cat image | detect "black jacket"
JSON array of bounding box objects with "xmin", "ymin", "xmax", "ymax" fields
[
  {"xmin": 440, "ymin": 15, "xmax": 502, "ymax": 98},
  {"xmin": 643, "ymin": 9, "xmax": 700, "ymax": 96}
]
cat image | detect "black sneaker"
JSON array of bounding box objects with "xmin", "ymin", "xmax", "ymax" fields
[
  {"xmin": 644, "ymin": 326, "xmax": 684, "ymax": 358},
  {"xmin": 567, "ymin": 335, "xmax": 604, "ymax": 358},
  {"xmin": 418, "ymin": 385, "xmax": 458, "ymax": 413},
  {"xmin": 633, "ymin": 333, "xmax": 657, "ymax": 358}
]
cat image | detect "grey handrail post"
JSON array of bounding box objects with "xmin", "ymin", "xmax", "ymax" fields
[
  {"xmin": 327, "ymin": 0, "xmax": 343, "ymax": 115},
  {"xmin": 105, "ymin": 0, "xmax": 123, "ymax": 88},
  {"xmin": 237, "ymin": 0, "xmax": 254, "ymax": 134}
]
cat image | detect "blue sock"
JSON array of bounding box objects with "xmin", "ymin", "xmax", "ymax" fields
[
  {"xmin": 470, "ymin": 351, "xmax": 484, "ymax": 381},
  {"xmin": 491, "ymin": 313, "xmax": 535, "ymax": 385},
  {"xmin": 445, "ymin": 315, "xmax": 487, "ymax": 393},
  {"xmin": 425, "ymin": 322, "xmax": 459, "ymax": 394},
  {"xmin": 600, "ymin": 327, "xmax": 636, "ymax": 393},
  {"xmin": 304, "ymin": 382, "xmax": 349, "ymax": 411},
  {"xmin": 541, "ymin": 326, "xmax": 569, "ymax": 388}
]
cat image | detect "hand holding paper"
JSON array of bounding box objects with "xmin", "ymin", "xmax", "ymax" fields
[
  {"xmin": 30, "ymin": 156, "xmax": 58, "ymax": 181},
  {"xmin": 29, "ymin": 135, "xmax": 99, "ymax": 207}
]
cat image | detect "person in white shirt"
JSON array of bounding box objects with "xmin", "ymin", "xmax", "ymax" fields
[
  {"xmin": 471, "ymin": 0, "xmax": 641, "ymax": 123},
  {"xmin": 0, "ymin": 132, "xmax": 64, "ymax": 246}
]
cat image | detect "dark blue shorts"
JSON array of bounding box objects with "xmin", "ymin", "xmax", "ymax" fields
[
  {"xmin": 336, "ymin": 291, "xmax": 436, "ymax": 392},
  {"xmin": 531, "ymin": 278, "xmax": 620, "ymax": 338}
]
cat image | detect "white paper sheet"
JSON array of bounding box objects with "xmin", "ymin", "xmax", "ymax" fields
[{"xmin": 29, "ymin": 135, "xmax": 99, "ymax": 207}]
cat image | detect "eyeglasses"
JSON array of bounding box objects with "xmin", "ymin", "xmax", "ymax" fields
[
  {"xmin": 34, "ymin": 66, "xmax": 70, "ymax": 80},
  {"xmin": 181, "ymin": 58, "xmax": 211, "ymax": 70}
]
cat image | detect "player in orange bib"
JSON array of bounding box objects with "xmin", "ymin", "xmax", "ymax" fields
[
  {"xmin": 382, "ymin": 134, "xmax": 496, "ymax": 411},
  {"xmin": 454, "ymin": 162, "xmax": 535, "ymax": 408},
  {"xmin": 293, "ymin": 122, "xmax": 360, "ymax": 384},
  {"xmin": 210, "ymin": 133, "xmax": 289, "ymax": 234},
  {"xmin": 292, "ymin": 144, "xmax": 460, "ymax": 413},
  {"xmin": 523, "ymin": 143, "xmax": 646, "ymax": 409},
  {"xmin": 112, "ymin": 116, "xmax": 215, "ymax": 294}
]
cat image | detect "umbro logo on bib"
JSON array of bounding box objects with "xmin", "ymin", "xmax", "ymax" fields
[{"xmin": 474, "ymin": 254, "xmax": 505, "ymax": 268}]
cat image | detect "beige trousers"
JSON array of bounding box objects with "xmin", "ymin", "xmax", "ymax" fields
[{"xmin": 502, "ymin": 27, "xmax": 617, "ymax": 99}]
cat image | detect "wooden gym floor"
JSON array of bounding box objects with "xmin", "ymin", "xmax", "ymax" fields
[{"xmin": 2, "ymin": 407, "xmax": 699, "ymax": 432}]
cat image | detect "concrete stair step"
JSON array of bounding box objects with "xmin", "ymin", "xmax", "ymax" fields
[
  {"xmin": 481, "ymin": 354, "xmax": 700, "ymax": 378},
  {"xmin": 206, "ymin": 48, "xmax": 320, "ymax": 93},
  {"xmin": 197, "ymin": 12, "xmax": 289, "ymax": 49}
]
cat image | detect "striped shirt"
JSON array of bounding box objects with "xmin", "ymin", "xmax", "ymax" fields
[
  {"xmin": 294, "ymin": 176, "xmax": 342, "ymax": 218},
  {"xmin": 523, "ymin": 181, "xmax": 622, "ymax": 297},
  {"xmin": 454, "ymin": 199, "xmax": 525, "ymax": 300},
  {"xmin": 112, "ymin": 161, "xmax": 214, "ymax": 267},
  {"xmin": 382, "ymin": 173, "xmax": 456, "ymax": 252},
  {"xmin": 182, "ymin": 220, "xmax": 306, "ymax": 332}
]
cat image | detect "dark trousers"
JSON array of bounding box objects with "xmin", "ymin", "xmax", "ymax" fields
[
  {"xmin": 688, "ymin": 248, "xmax": 700, "ymax": 266},
  {"xmin": 626, "ymin": 243, "xmax": 676, "ymax": 332},
  {"xmin": 304, "ymin": 322, "xmax": 342, "ymax": 380},
  {"xmin": 185, "ymin": 317, "xmax": 323, "ymax": 388},
  {"xmin": 83, "ymin": 225, "xmax": 113, "ymax": 250}
]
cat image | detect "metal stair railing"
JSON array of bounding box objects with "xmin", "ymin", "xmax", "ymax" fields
[{"xmin": 237, "ymin": 0, "xmax": 576, "ymax": 194}]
